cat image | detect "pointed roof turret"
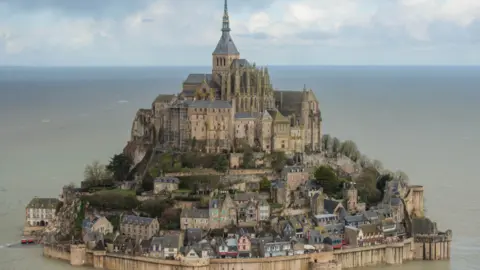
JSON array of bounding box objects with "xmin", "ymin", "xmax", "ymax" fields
[{"xmin": 213, "ymin": 0, "xmax": 239, "ymax": 55}]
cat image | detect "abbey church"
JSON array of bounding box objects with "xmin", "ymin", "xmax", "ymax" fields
[{"xmin": 130, "ymin": 0, "xmax": 322, "ymax": 154}]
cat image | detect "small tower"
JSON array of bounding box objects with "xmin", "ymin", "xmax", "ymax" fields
[
  {"xmin": 212, "ymin": 0, "xmax": 240, "ymax": 77},
  {"xmin": 343, "ymin": 182, "xmax": 358, "ymax": 213}
]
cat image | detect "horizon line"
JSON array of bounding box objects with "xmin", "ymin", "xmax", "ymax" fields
[{"xmin": 1, "ymin": 64, "xmax": 480, "ymax": 68}]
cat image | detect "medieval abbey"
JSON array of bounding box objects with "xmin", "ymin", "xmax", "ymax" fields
[{"xmin": 131, "ymin": 0, "xmax": 322, "ymax": 154}]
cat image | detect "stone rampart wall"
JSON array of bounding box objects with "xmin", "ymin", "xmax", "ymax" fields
[
  {"xmin": 43, "ymin": 244, "xmax": 70, "ymax": 261},
  {"xmin": 43, "ymin": 237, "xmax": 451, "ymax": 270}
]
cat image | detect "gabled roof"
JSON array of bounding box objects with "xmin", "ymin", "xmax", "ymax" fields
[
  {"xmin": 261, "ymin": 110, "xmax": 272, "ymax": 120},
  {"xmin": 26, "ymin": 197, "xmax": 59, "ymax": 209},
  {"xmin": 184, "ymin": 74, "xmax": 213, "ymax": 85},
  {"xmin": 213, "ymin": 32, "xmax": 239, "ymax": 55},
  {"xmin": 344, "ymin": 214, "xmax": 365, "ymax": 223},
  {"xmin": 267, "ymin": 109, "xmax": 289, "ymax": 123},
  {"xmin": 273, "ymin": 90, "xmax": 304, "ymax": 117},
  {"xmin": 122, "ymin": 215, "xmax": 155, "ymax": 226},
  {"xmin": 231, "ymin": 59, "xmax": 250, "ymax": 68},
  {"xmin": 154, "ymin": 94, "xmax": 175, "ymax": 103}
]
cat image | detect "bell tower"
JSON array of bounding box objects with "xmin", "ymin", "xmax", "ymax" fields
[{"xmin": 212, "ymin": 0, "xmax": 240, "ymax": 77}]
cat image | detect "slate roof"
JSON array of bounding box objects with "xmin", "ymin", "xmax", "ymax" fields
[
  {"xmin": 324, "ymin": 199, "xmax": 341, "ymax": 214},
  {"xmin": 363, "ymin": 210, "xmax": 379, "ymax": 221},
  {"xmin": 181, "ymin": 208, "xmax": 209, "ymax": 219},
  {"xmin": 274, "ymin": 90, "xmax": 304, "ymax": 117},
  {"xmin": 267, "ymin": 109, "xmax": 289, "ymax": 123},
  {"xmin": 261, "ymin": 110, "xmax": 272, "ymax": 120},
  {"xmin": 154, "ymin": 94, "xmax": 175, "ymax": 103},
  {"xmin": 154, "ymin": 177, "xmax": 180, "ymax": 184},
  {"xmin": 26, "ymin": 198, "xmax": 59, "ymax": 209},
  {"xmin": 150, "ymin": 236, "xmax": 164, "ymax": 248},
  {"xmin": 231, "ymin": 59, "xmax": 250, "ymax": 68},
  {"xmin": 344, "ymin": 215, "xmax": 365, "ymax": 224},
  {"xmin": 122, "ymin": 215, "xmax": 155, "ymax": 226},
  {"xmin": 213, "ymin": 32, "xmax": 239, "ymax": 55},
  {"xmin": 390, "ymin": 197, "xmax": 402, "ymax": 206},
  {"xmin": 235, "ymin": 112, "xmax": 260, "ymax": 119},
  {"xmin": 163, "ymin": 234, "xmax": 181, "ymax": 248},
  {"xmin": 186, "ymin": 228, "xmax": 203, "ymax": 244},
  {"xmin": 359, "ymin": 224, "xmax": 381, "ymax": 235},
  {"xmin": 184, "ymin": 100, "xmax": 232, "ymax": 109},
  {"xmin": 184, "ymin": 74, "xmax": 213, "ymax": 85}
]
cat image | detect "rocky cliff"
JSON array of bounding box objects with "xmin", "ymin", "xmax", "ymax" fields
[{"xmin": 43, "ymin": 195, "xmax": 83, "ymax": 243}]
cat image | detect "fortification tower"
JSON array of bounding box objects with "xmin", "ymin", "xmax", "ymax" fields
[
  {"xmin": 70, "ymin": 244, "xmax": 86, "ymax": 266},
  {"xmin": 343, "ymin": 182, "xmax": 358, "ymax": 213}
]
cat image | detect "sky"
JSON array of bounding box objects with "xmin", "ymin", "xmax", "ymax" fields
[{"xmin": 0, "ymin": 0, "xmax": 479, "ymax": 66}]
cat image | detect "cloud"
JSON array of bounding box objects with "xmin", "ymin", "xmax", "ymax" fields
[{"xmin": 1, "ymin": 0, "xmax": 480, "ymax": 65}]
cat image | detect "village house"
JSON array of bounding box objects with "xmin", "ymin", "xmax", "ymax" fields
[
  {"xmin": 306, "ymin": 229, "xmax": 323, "ymax": 245},
  {"xmin": 257, "ymin": 199, "xmax": 270, "ymax": 221},
  {"xmin": 344, "ymin": 214, "xmax": 367, "ymax": 227},
  {"xmin": 149, "ymin": 237, "xmax": 165, "ymax": 258},
  {"xmin": 120, "ymin": 215, "xmax": 159, "ymax": 240},
  {"xmin": 153, "ymin": 177, "xmax": 180, "ymax": 194},
  {"xmin": 180, "ymin": 208, "xmax": 209, "ymax": 230},
  {"xmin": 237, "ymin": 235, "xmax": 252, "ymax": 257},
  {"xmin": 357, "ymin": 223, "xmax": 384, "ymax": 246},
  {"xmin": 25, "ymin": 197, "xmax": 59, "ymax": 226},
  {"xmin": 184, "ymin": 245, "xmax": 209, "ymax": 259},
  {"xmin": 185, "ymin": 228, "xmax": 203, "ymax": 245},
  {"xmin": 238, "ymin": 200, "xmax": 257, "ymax": 223},
  {"xmin": 82, "ymin": 216, "xmax": 113, "ymax": 235},
  {"xmin": 344, "ymin": 226, "xmax": 363, "ymax": 247},
  {"xmin": 260, "ymin": 239, "xmax": 293, "ymax": 257},
  {"xmin": 209, "ymin": 196, "xmax": 237, "ymax": 229},
  {"xmin": 162, "ymin": 233, "xmax": 183, "ymax": 258},
  {"xmin": 281, "ymin": 166, "xmax": 309, "ymax": 190},
  {"xmin": 233, "ymin": 192, "xmax": 259, "ymax": 204},
  {"xmin": 314, "ymin": 213, "xmax": 339, "ymax": 226},
  {"xmin": 289, "ymin": 217, "xmax": 304, "ymax": 238}
]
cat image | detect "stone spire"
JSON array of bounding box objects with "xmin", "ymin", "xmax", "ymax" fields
[
  {"xmin": 213, "ymin": 0, "xmax": 239, "ymax": 55},
  {"xmin": 222, "ymin": 0, "xmax": 230, "ymax": 32}
]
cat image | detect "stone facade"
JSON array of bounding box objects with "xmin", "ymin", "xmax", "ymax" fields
[
  {"xmin": 25, "ymin": 197, "xmax": 59, "ymax": 226},
  {"xmin": 130, "ymin": 0, "xmax": 322, "ymax": 155},
  {"xmin": 120, "ymin": 215, "xmax": 159, "ymax": 241}
]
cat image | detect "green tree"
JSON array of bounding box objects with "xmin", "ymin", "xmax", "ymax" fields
[
  {"xmin": 371, "ymin": 160, "xmax": 383, "ymax": 172},
  {"xmin": 138, "ymin": 199, "xmax": 174, "ymax": 217},
  {"xmin": 259, "ymin": 176, "xmax": 271, "ymax": 191},
  {"xmin": 394, "ymin": 170, "xmax": 409, "ymax": 183},
  {"xmin": 321, "ymin": 134, "xmax": 332, "ymax": 152},
  {"xmin": 84, "ymin": 161, "xmax": 112, "ymax": 183},
  {"xmin": 270, "ymin": 151, "xmax": 287, "ymax": 173},
  {"xmin": 314, "ymin": 165, "xmax": 340, "ymax": 195},
  {"xmin": 339, "ymin": 140, "xmax": 359, "ymax": 158},
  {"xmin": 331, "ymin": 137, "xmax": 341, "ymax": 156},
  {"xmin": 107, "ymin": 153, "xmax": 133, "ymax": 182},
  {"xmin": 213, "ymin": 154, "xmax": 229, "ymax": 172},
  {"xmin": 243, "ymin": 150, "xmax": 254, "ymax": 169},
  {"xmin": 355, "ymin": 167, "xmax": 382, "ymax": 205},
  {"xmin": 358, "ymin": 155, "xmax": 370, "ymax": 168},
  {"xmin": 191, "ymin": 137, "xmax": 197, "ymax": 151}
]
